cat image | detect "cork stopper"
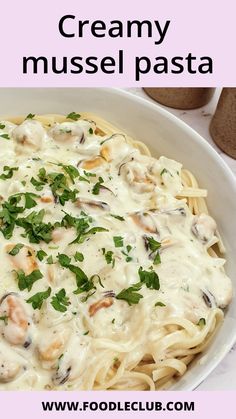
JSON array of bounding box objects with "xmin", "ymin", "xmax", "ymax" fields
[
  {"xmin": 210, "ymin": 88, "xmax": 236, "ymax": 159},
  {"xmin": 143, "ymin": 88, "xmax": 215, "ymax": 109}
]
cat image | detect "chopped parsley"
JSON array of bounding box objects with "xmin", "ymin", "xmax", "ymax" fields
[
  {"xmin": 30, "ymin": 177, "xmax": 45, "ymax": 191},
  {"xmin": 0, "ymin": 124, "xmax": 6, "ymax": 129},
  {"xmin": 46, "ymin": 255, "xmax": 54, "ymax": 264},
  {"xmin": 66, "ymin": 112, "xmax": 81, "ymax": 121},
  {"xmin": 8, "ymin": 243, "xmax": 24, "ymax": 256},
  {"xmin": 160, "ymin": 168, "xmax": 173, "ymax": 177},
  {"xmin": 61, "ymin": 211, "xmax": 108, "ymax": 245},
  {"xmin": 0, "ymin": 194, "xmax": 25, "ymax": 239},
  {"xmin": 116, "ymin": 283, "xmax": 143, "ymax": 306},
  {"xmin": 81, "ymin": 290, "xmax": 96, "ymax": 302},
  {"xmin": 31, "ymin": 167, "xmax": 79, "ymax": 205},
  {"xmin": 102, "ymin": 248, "xmax": 115, "ymax": 267},
  {"xmin": 15, "ymin": 269, "xmax": 43, "ymax": 292},
  {"xmin": 0, "ymin": 133, "xmax": 10, "ymax": 140},
  {"xmin": 0, "ymin": 166, "xmax": 18, "ymax": 181},
  {"xmin": 92, "ymin": 177, "xmax": 104, "ymax": 195},
  {"xmin": 116, "ymin": 267, "xmax": 160, "ymax": 306},
  {"xmin": 113, "ymin": 236, "xmax": 123, "ymax": 248},
  {"xmin": 79, "ymin": 175, "xmax": 90, "ymax": 183},
  {"xmin": 74, "ymin": 252, "xmax": 84, "ymax": 262},
  {"xmin": 197, "ymin": 318, "xmax": 206, "ymax": 328},
  {"xmin": 57, "ymin": 254, "xmax": 96, "ymax": 295},
  {"xmin": 145, "ymin": 236, "xmax": 161, "ymax": 265},
  {"xmin": 59, "ymin": 164, "xmax": 79, "ymax": 184},
  {"xmin": 16, "ymin": 209, "xmax": 55, "ymax": 244},
  {"xmin": 51, "ymin": 288, "xmax": 70, "ymax": 312},
  {"xmin": 48, "ymin": 172, "xmax": 78, "ymax": 205},
  {"xmin": 25, "ymin": 113, "xmax": 35, "ymax": 120},
  {"xmin": 27, "ymin": 287, "xmax": 51, "ymax": 309},
  {"xmin": 84, "ymin": 170, "xmax": 96, "ymax": 178},
  {"xmin": 110, "ymin": 214, "xmax": 125, "ymax": 221},
  {"xmin": 155, "ymin": 301, "xmax": 166, "ymax": 307},
  {"xmin": 0, "ymin": 315, "xmax": 8, "ymax": 325},
  {"xmin": 36, "ymin": 249, "xmax": 47, "ymax": 261},
  {"xmin": 88, "ymin": 128, "xmax": 93, "ymax": 134},
  {"xmin": 138, "ymin": 267, "xmax": 160, "ymax": 290},
  {"xmin": 57, "ymin": 253, "xmax": 71, "ymax": 268},
  {"xmin": 121, "ymin": 245, "xmax": 132, "ymax": 262}
]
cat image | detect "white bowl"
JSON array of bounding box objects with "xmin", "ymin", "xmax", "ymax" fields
[{"xmin": 0, "ymin": 88, "xmax": 236, "ymax": 390}]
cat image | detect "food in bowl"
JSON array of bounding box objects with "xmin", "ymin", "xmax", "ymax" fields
[{"xmin": 0, "ymin": 112, "xmax": 232, "ymax": 390}]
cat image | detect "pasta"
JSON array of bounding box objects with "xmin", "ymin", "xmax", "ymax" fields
[{"xmin": 0, "ymin": 112, "xmax": 232, "ymax": 390}]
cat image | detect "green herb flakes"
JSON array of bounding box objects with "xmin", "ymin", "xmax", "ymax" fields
[
  {"xmin": 27, "ymin": 287, "xmax": 51, "ymax": 309},
  {"xmin": 66, "ymin": 112, "xmax": 81, "ymax": 121},
  {"xmin": 113, "ymin": 236, "xmax": 123, "ymax": 248},
  {"xmin": 51, "ymin": 288, "xmax": 70, "ymax": 312}
]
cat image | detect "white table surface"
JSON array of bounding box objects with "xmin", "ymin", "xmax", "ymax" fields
[{"xmin": 125, "ymin": 88, "xmax": 236, "ymax": 390}]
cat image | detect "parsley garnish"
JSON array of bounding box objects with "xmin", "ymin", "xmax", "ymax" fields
[
  {"xmin": 15, "ymin": 269, "xmax": 43, "ymax": 291},
  {"xmin": 0, "ymin": 315, "xmax": 8, "ymax": 325},
  {"xmin": 66, "ymin": 212, "xmax": 108, "ymax": 245},
  {"xmin": 155, "ymin": 301, "xmax": 166, "ymax": 307},
  {"xmin": 30, "ymin": 177, "xmax": 45, "ymax": 191},
  {"xmin": 145, "ymin": 236, "xmax": 161, "ymax": 265},
  {"xmin": 88, "ymin": 128, "xmax": 93, "ymax": 134},
  {"xmin": 84, "ymin": 170, "xmax": 96, "ymax": 178},
  {"xmin": 10, "ymin": 192, "xmax": 39, "ymax": 209},
  {"xmin": 79, "ymin": 175, "xmax": 90, "ymax": 183},
  {"xmin": 46, "ymin": 255, "xmax": 54, "ymax": 264},
  {"xmin": 92, "ymin": 177, "xmax": 104, "ymax": 195},
  {"xmin": 0, "ymin": 194, "xmax": 25, "ymax": 239},
  {"xmin": 66, "ymin": 112, "xmax": 81, "ymax": 121},
  {"xmin": 74, "ymin": 252, "xmax": 84, "ymax": 262},
  {"xmin": 59, "ymin": 164, "xmax": 79, "ymax": 184},
  {"xmin": 102, "ymin": 248, "xmax": 115, "ymax": 267},
  {"xmin": 121, "ymin": 245, "xmax": 132, "ymax": 262},
  {"xmin": 25, "ymin": 113, "xmax": 35, "ymax": 120},
  {"xmin": 8, "ymin": 243, "xmax": 24, "ymax": 256},
  {"xmin": 57, "ymin": 254, "xmax": 96, "ymax": 295},
  {"xmin": 37, "ymin": 249, "xmax": 47, "ymax": 261},
  {"xmin": 16, "ymin": 209, "xmax": 55, "ymax": 243},
  {"xmin": 0, "ymin": 133, "xmax": 10, "ymax": 140},
  {"xmin": 197, "ymin": 318, "xmax": 206, "ymax": 328},
  {"xmin": 113, "ymin": 236, "xmax": 123, "ymax": 248},
  {"xmin": 81, "ymin": 290, "xmax": 96, "ymax": 302},
  {"xmin": 116, "ymin": 283, "xmax": 143, "ymax": 305},
  {"xmin": 27, "ymin": 287, "xmax": 51, "ymax": 309},
  {"xmin": 0, "ymin": 124, "xmax": 6, "ymax": 129},
  {"xmin": 0, "ymin": 166, "xmax": 18, "ymax": 181},
  {"xmin": 48, "ymin": 172, "xmax": 78, "ymax": 206},
  {"xmin": 51, "ymin": 288, "xmax": 70, "ymax": 312},
  {"xmin": 110, "ymin": 214, "xmax": 125, "ymax": 221},
  {"xmin": 160, "ymin": 168, "xmax": 173, "ymax": 177},
  {"xmin": 138, "ymin": 267, "xmax": 160, "ymax": 290},
  {"xmin": 31, "ymin": 167, "xmax": 79, "ymax": 205},
  {"xmin": 58, "ymin": 253, "xmax": 71, "ymax": 268}
]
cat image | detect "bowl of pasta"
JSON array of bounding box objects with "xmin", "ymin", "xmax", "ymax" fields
[{"xmin": 0, "ymin": 88, "xmax": 235, "ymax": 391}]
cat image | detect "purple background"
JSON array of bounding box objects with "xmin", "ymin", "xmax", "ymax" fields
[{"xmin": 0, "ymin": 0, "xmax": 235, "ymax": 86}]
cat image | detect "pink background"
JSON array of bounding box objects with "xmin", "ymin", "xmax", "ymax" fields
[
  {"xmin": 0, "ymin": 391, "xmax": 235, "ymax": 418},
  {"xmin": 0, "ymin": 0, "xmax": 235, "ymax": 86}
]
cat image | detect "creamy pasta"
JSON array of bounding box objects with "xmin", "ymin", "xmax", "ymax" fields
[{"xmin": 0, "ymin": 113, "xmax": 232, "ymax": 390}]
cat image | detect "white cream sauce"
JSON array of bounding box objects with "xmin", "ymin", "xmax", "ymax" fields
[{"xmin": 0, "ymin": 117, "xmax": 232, "ymax": 389}]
